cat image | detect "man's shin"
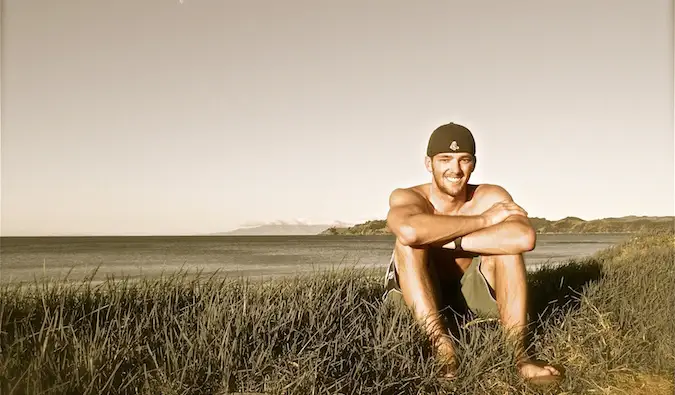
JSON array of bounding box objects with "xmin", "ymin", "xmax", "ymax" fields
[
  {"xmin": 394, "ymin": 244, "xmax": 451, "ymax": 346},
  {"xmin": 491, "ymin": 254, "xmax": 529, "ymax": 352}
]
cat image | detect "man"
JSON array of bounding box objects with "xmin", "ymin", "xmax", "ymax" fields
[{"xmin": 383, "ymin": 122, "xmax": 561, "ymax": 382}]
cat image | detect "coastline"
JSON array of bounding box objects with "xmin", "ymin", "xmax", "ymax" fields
[{"xmin": 1, "ymin": 232, "xmax": 672, "ymax": 394}]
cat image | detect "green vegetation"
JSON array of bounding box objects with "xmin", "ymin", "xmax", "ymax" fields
[
  {"xmin": 1, "ymin": 230, "xmax": 674, "ymax": 394},
  {"xmin": 320, "ymin": 216, "xmax": 674, "ymax": 235},
  {"xmin": 321, "ymin": 220, "xmax": 390, "ymax": 235}
]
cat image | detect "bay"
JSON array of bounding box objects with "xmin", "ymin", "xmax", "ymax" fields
[{"xmin": 0, "ymin": 234, "xmax": 630, "ymax": 284}]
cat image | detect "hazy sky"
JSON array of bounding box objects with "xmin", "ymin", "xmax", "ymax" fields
[{"xmin": 1, "ymin": 0, "xmax": 673, "ymax": 236}]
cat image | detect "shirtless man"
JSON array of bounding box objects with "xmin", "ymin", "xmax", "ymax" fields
[{"xmin": 383, "ymin": 122, "xmax": 561, "ymax": 381}]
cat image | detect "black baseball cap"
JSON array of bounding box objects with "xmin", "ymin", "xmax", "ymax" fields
[{"xmin": 426, "ymin": 123, "xmax": 476, "ymax": 157}]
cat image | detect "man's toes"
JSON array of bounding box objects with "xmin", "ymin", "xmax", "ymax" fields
[
  {"xmin": 544, "ymin": 365, "xmax": 560, "ymax": 375},
  {"xmin": 519, "ymin": 365, "xmax": 539, "ymax": 378},
  {"xmin": 519, "ymin": 362, "xmax": 563, "ymax": 379}
]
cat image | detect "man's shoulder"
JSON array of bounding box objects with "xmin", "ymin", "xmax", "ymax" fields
[
  {"xmin": 389, "ymin": 184, "xmax": 432, "ymax": 207},
  {"xmin": 471, "ymin": 183, "xmax": 514, "ymax": 204}
]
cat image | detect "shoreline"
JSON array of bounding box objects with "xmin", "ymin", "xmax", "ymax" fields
[
  {"xmin": 0, "ymin": 234, "xmax": 629, "ymax": 286},
  {"xmin": 1, "ymin": 232, "xmax": 672, "ymax": 394}
]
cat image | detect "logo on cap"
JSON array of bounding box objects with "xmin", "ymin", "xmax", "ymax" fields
[{"xmin": 449, "ymin": 141, "xmax": 459, "ymax": 151}]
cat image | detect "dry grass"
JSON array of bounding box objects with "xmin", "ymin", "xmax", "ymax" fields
[{"xmin": 1, "ymin": 230, "xmax": 673, "ymax": 394}]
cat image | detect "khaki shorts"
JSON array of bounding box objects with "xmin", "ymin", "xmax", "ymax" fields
[{"xmin": 383, "ymin": 251, "xmax": 499, "ymax": 319}]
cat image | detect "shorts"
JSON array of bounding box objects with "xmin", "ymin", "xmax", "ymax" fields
[{"xmin": 382, "ymin": 250, "xmax": 499, "ymax": 319}]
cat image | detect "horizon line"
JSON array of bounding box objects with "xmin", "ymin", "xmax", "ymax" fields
[{"xmin": 1, "ymin": 213, "xmax": 672, "ymax": 238}]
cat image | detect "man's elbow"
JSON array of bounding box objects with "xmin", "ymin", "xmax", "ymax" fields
[
  {"xmin": 520, "ymin": 227, "xmax": 537, "ymax": 252},
  {"xmin": 387, "ymin": 218, "xmax": 419, "ymax": 246},
  {"xmin": 397, "ymin": 225, "xmax": 420, "ymax": 246},
  {"xmin": 388, "ymin": 223, "xmax": 419, "ymax": 246}
]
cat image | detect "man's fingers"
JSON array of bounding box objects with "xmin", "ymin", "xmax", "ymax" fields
[
  {"xmin": 489, "ymin": 201, "xmax": 529, "ymax": 223},
  {"xmin": 506, "ymin": 202, "xmax": 528, "ymax": 216},
  {"xmin": 508, "ymin": 209, "xmax": 528, "ymax": 219},
  {"xmin": 500, "ymin": 201, "xmax": 521, "ymax": 210},
  {"xmin": 507, "ymin": 205, "xmax": 527, "ymax": 214}
]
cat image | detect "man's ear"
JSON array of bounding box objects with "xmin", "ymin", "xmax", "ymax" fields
[
  {"xmin": 472, "ymin": 155, "xmax": 477, "ymax": 171},
  {"xmin": 425, "ymin": 156, "xmax": 433, "ymax": 172}
]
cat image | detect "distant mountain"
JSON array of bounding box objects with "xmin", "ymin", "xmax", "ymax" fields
[
  {"xmin": 532, "ymin": 216, "xmax": 674, "ymax": 234},
  {"xmin": 320, "ymin": 216, "xmax": 674, "ymax": 235},
  {"xmin": 214, "ymin": 220, "xmax": 354, "ymax": 236},
  {"xmin": 320, "ymin": 220, "xmax": 390, "ymax": 236}
]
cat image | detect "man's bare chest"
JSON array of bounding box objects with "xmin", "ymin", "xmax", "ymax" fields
[{"xmin": 431, "ymin": 199, "xmax": 486, "ymax": 217}]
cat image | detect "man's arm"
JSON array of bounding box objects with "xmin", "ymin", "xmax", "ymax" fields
[
  {"xmin": 455, "ymin": 215, "xmax": 536, "ymax": 254},
  {"xmin": 386, "ymin": 188, "xmax": 488, "ymax": 247},
  {"xmin": 441, "ymin": 185, "xmax": 536, "ymax": 255}
]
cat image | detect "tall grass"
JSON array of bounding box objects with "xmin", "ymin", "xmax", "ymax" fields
[{"xmin": 1, "ymin": 231, "xmax": 673, "ymax": 394}]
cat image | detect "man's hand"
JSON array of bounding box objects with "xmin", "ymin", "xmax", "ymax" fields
[{"xmin": 480, "ymin": 201, "xmax": 529, "ymax": 227}]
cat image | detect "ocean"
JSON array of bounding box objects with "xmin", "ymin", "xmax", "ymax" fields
[{"xmin": 0, "ymin": 234, "xmax": 630, "ymax": 284}]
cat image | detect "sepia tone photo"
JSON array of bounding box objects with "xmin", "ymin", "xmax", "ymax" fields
[{"xmin": 1, "ymin": 0, "xmax": 673, "ymax": 394}]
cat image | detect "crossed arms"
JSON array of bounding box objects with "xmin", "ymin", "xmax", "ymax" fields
[{"xmin": 386, "ymin": 185, "xmax": 536, "ymax": 255}]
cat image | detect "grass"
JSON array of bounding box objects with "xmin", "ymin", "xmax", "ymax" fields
[{"xmin": 1, "ymin": 230, "xmax": 673, "ymax": 394}]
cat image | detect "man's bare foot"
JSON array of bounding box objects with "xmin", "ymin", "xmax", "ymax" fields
[
  {"xmin": 517, "ymin": 359, "xmax": 563, "ymax": 384},
  {"xmin": 436, "ymin": 339, "xmax": 458, "ymax": 379}
]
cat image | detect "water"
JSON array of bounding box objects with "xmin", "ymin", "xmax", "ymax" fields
[{"xmin": 0, "ymin": 234, "xmax": 630, "ymax": 284}]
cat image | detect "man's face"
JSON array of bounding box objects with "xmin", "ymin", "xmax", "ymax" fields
[{"xmin": 425, "ymin": 152, "xmax": 476, "ymax": 197}]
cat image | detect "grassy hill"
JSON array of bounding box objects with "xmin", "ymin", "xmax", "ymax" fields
[
  {"xmin": 320, "ymin": 216, "xmax": 674, "ymax": 235},
  {"xmin": 2, "ymin": 231, "xmax": 673, "ymax": 394},
  {"xmin": 321, "ymin": 220, "xmax": 391, "ymax": 235}
]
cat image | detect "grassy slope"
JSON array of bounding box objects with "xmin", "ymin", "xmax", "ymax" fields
[{"xmin": 0, "ymin": 231, "xmax": 673, "ymax": 394}]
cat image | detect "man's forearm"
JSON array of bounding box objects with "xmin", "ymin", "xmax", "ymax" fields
[
  {"xmin": 445, "ymin": 217, "xmax": 536, "ymax": 255},
  {"xmin": 397, "ymin": 213, "xmax": 489, "ymax": 247}
]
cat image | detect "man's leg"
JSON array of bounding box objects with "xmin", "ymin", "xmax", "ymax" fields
[
  {"xmin": 480, "ymin": 254, "xmax": 561, "ymax": 379},
  {"xmin": 392, "ymin": 239, "xmax": 458, "ymax": 377}
]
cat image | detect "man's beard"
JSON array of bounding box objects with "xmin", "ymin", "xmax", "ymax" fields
[{"xmin": 433, "ymin": 171, "xmax": 465, "ymax": 197}]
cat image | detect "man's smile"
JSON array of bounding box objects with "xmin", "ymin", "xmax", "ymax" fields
[{"xmin": 444, "ymin": 175, "xmax": 463, "ymax": 184}]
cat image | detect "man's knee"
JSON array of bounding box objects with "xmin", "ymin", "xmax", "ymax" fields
[
  {"xmin": 393, "ymin": 239, "xmax": 429, "ymax": 271},
  {"xmin": 480, "ymin": 254, "xmax": 525, "ymax": 289},
  {"xmin": 482, "ymin": 254, "xmax": 524, "ymax": 270}
]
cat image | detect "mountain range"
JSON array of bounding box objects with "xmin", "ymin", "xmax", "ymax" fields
[
  {"xmin": 320, "ymin": 216, "xmax": 674, "ymax": 235},
  {"xmin": 212, "ymin": 220, "xmax": 354, "ymax": 236},
  {"xmin": 213, "ymin": 216, "xmax": 673, "ymax": 236}
]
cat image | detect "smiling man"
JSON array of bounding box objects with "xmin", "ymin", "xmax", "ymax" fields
[{"xmin": 383, "ymin": 122, "xmax": 561, "ymax": 382}]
